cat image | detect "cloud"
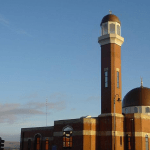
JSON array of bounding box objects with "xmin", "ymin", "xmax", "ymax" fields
[
  {"xmin": 0, "ymin": 100, "xmax": 66, "ymax": 124},
  {"xmin": 16, "ymin": 29, "xmax": 33, "ymax": 37},
  {"xmin": 0, "ymin": 13, "xmax": 32, "ymax": 37},
  {"xmin": 0, "ymin": 92, "xmax": 67, "ymax": 124},
  {"xmin": 25, "ymin": 100, "xmax": 66, "ymax": 111},
  {"xmin": 0, "ymin": 14, "xmax": 9, "ymax": 26}
]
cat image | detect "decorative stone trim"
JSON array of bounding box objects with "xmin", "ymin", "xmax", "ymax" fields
[
  {"xmin": 98, "ymin": 34, "xmax": 124, "ymax": 46},
  {"xmin": 83, "ymin": 118, "xmax": 97, "ymax": 124},
  {"xmin": 98, "ymin": 113, "xmax": 124, "ymax": 118},
  {"xmin": 53, "ymin": 130, "xmax": 122, "ymax": 136},
  {"xmin": 21, "ymin": 131, "xmax": 150, "ymax": 138},
  {"xmin": 116, "ymin": 68, "xmax": 119, "ymax": 71},
  {"xmin": 123, "ymin": 106, "xmax": 150, "ymax": 115}
]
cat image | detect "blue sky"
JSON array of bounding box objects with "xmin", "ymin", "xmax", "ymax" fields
[{"xmin": 0, "ymin": 0, "xmax": 149, "ymax": 142}]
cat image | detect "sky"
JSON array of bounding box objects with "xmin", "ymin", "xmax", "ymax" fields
[{"xmin": 0, "ymin": 0, "xmax": 149, "ymax": 142}]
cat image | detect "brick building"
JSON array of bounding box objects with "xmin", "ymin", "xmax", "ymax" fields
[{"xmin": 20, "ymin": 13, "xmax": 150, "ymax": 150}]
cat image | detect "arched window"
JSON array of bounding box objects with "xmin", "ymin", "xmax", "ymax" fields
[
  {"xmin": 145, "ymin": 135, "xmax": 149, "ymax": 150},
  {"xmin": 117, "ymin": 25, "xmax": 120, "ymax": 35},
  {"xmin": 110, "ymin": 23, "xmax": 115, "ymax": 34},
  {"xmin": 45, "ymin": 138, "xmax": 49, "ymax": 150},
  {"xmin": 28, "ymin": 139, "xmax": 31, "ymax": 150},
  {"xmin": 34, "ymin": 134, "xmax": 42, "ymax": 150},
  {"xmin": 63, "ymin": 126, "xmax": 73, "ymax": 148},
  {"xmin": 146, "ymin": 107, "xmax": 150, "ymax": 113},
  {"xmin": 134, "ymin": 107, "xmax": 138, "ymax": 113}
]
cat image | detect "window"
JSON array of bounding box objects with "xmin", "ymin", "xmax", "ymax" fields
[
  {"xmin": 117, "ymin": 71, "xmax": 119, "ymax": 88},
  {"xmin": 120, "ymin": 136, "xmax": 122, "ymax": 146},
  {"xmin": 102, "ymin": 24, "xmax": 108, "ymax": 35},
  {"xmin": 105, "ymin": 71, "xmax": 108, "ymax": 87},
  {"xmin": 34, "ymin": 134, "xmax": 41, "ymax": 150},
  {"xmin": 36, "ymin": 138, "xmax": 40, "ymax": 150},
  {"xmin": 134, "ymin": 107, "xmax": 138, "ymax": 113},
  {"xmin": 110, "ymin": 23, "xmax": 115, "ymax": 34},
  {"xmin": 117, "ymin": 25, "xmax": 120, "ymax": 35},
  {"xmin": 145, "ymin": 135, "xmax": 148, "ymax": 150},
  {"xmin": 28, "ymin": 139, "xmax": 31, "ymax": 150},
  {"xmin": 45, "ymin": 138, "xmax": 49, "ymax": 150},
  {"xmin": 127, "ymin": 135, "xmax": 131, "ymax": 150},
  {"xmin": 63, "ymin": 126, "xmax": 73, "ymax": 148},
  {"xmin": 146, "ymin": 107, "xmax": 150, "ymax": 113}
]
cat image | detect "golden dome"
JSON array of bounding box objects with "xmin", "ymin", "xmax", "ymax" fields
[
  {"xmin": 100, "ymin": 14, "xmax": 121, "ymax": 26},
  {"xmin": 122, "ymin": 87, "xmax": 150, "ymax": 108}
]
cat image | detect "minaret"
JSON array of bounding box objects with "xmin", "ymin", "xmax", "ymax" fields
[{"xmin": 98, "ymin": 13, "xmax": 124, "ymax": 114}]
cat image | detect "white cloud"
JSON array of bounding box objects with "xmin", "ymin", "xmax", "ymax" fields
[
  {"xmin": 0, "ymin": 13, "xmax": 32, "ymax": 37},
  {"xmin": 0, "ymin": 14, "xmax": 9, "ymax": 26}
]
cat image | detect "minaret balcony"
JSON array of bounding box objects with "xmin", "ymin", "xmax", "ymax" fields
[{"xmin": 98, "ymin": 33, "xmax": 124, "ymax": 46}]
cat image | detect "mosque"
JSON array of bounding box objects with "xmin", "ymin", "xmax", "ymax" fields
[{"xmin": 20, "ymin": 13, "xmax": 150, "ymax": 150}]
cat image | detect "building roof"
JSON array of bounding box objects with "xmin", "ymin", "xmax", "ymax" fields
[
  {"xmin": 100, "ymin": 14, "xmax": 121, "ymax": 26},
  {"xmin": 122, "ymin": 87, "xmax": 150, "ymax": 108}
]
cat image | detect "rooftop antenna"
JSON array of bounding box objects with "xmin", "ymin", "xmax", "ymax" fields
[
  {"xmin": 46, "ymin": 98, "xmax": 47, "ymax": 126},
  {"xmin": 109, "ymin": 10, "xmax": 112, "ymax": 14},
  {"xmin": 140, "ymin": 76, "xmax": 143, "ymax": 87}
]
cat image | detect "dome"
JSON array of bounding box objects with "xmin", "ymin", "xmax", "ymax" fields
[
  {"xmin": 122, "ymin": 87, "xmax": 150, "ymax": 108},
  {"xmin": 100, "ymin": 14, "xmax": 121, "ymax": 26}
]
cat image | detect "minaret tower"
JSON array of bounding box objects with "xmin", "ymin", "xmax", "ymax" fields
[{"xmin": 98, "ymin": 13, "xmax": 124, "ymax": 114}]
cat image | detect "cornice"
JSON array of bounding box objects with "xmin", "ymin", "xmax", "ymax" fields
[{"xmin": 98, "ymin": 34, "xmax": 124, "ymax": 46}]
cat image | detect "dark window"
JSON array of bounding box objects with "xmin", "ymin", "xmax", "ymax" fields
[
  {"xmin": 103, "ymin": 24, "xmax": 108, "ymax": 35},
  {"xmin": 134, "ymin": 107, "xmax": 138, "ymax": 113},
  {"xmin": 120, "ymin": 136, "xmax": 122, "ymax": 146},
  {"xmin": 110, "ymin": 23, "xmax": 115, "ymax": 34},
  {"xmin": 28, "ymin": 139, "xmax": 31, "ymax": 150},
  {"xmin": 146, "ymin": 107, "xmax": 150, "ymax": 113},
  {"xmin": 105, "ymin": 71, "xmax": 108, "ymax": 87},
  {"xmin": 117, "ymin": 71, "xmax": 119, "ymax": 88},
  {"xmin": 145, "ymin": 135, "xmax": 148, "ymax": 150}
]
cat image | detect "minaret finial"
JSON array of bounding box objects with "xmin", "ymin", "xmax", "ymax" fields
[
  {"xmin": 140, "ymin": 76, "xmax": 143, "ymax": 87},
  {"xmin": 109, "ymin": 10, "xmax": 112, "ymax": 14}
]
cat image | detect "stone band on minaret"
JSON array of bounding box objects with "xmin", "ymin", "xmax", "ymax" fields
[{"xmin": 98, "ymin": 34, "xmax": 124, "ymax": 46}]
